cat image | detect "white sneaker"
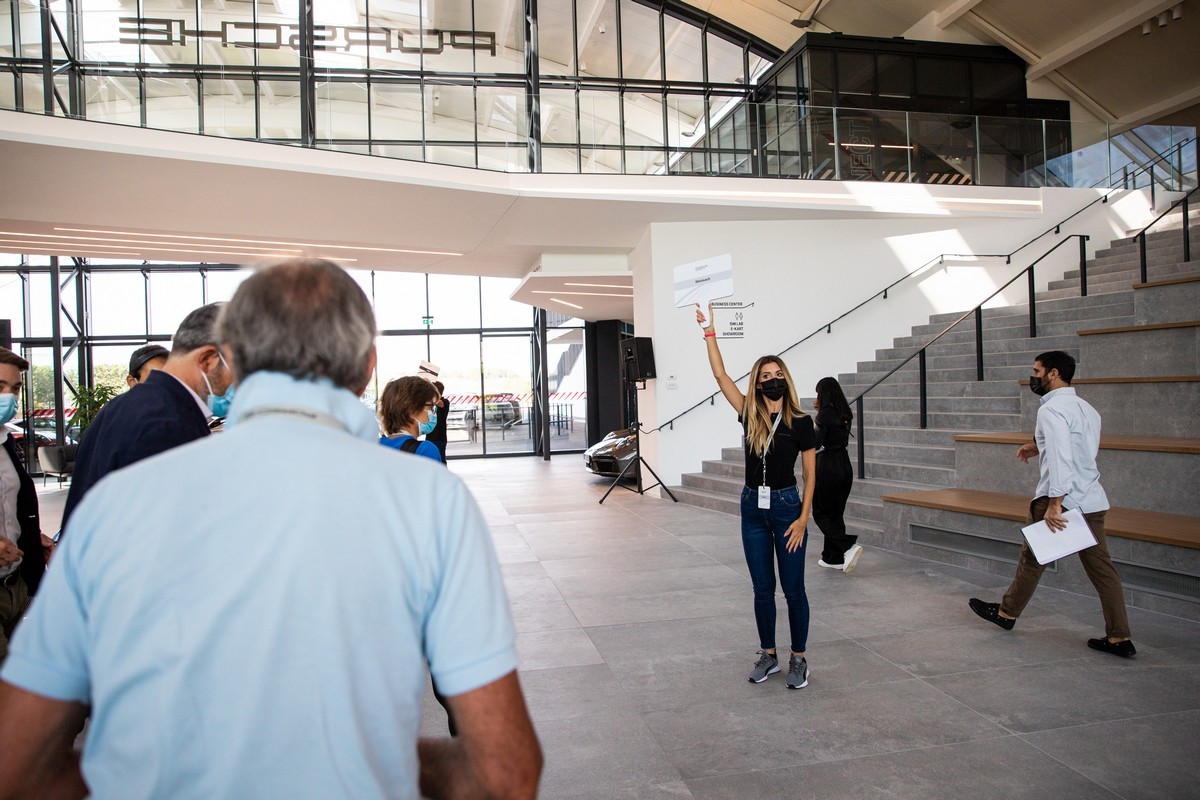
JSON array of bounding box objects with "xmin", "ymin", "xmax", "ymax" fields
[
  {"xmin": 817, "ymin": 559, "xmax": 844, "ymax": 570},
  {"xmin": 842, "ymin": 544, "xmax": 864, "ymax": 574}
]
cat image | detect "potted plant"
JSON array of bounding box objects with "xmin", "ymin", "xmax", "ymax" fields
[{"xmin": 70, "ymin": 385, "xmax": 119, "ymax": 435}]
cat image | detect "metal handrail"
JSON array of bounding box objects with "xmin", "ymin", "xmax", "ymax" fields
[
  {"xmin": 1090, "ymin": 137, "xmax": 1195, "ymax": 191},
  {"xmin": 646, "ymin": 193, "xmax": 1119, "ymax": 436},
  {"xmin": 849, "ymin": 233, "xmax": 1090, "ymax": 478},
  {"xmin": 1135, "ymin": 183, "xmax": 1200, "ymax": 282}
]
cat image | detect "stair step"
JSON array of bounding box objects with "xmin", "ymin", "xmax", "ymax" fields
[
  {"xmin": 682, "ymin": 471, "xmax": 742, "ymax": 494},
  {"xmin": 671, "ymin": 485, "xmax": 739, "ymax": 516}
]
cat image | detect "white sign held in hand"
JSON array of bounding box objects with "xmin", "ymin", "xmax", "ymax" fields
[{"xmin": 674, "ymin": 254, "xmax": 734, "ymax": 311}]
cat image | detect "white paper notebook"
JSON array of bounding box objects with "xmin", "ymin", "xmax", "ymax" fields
[{"xmin": 1021, "ymin": 507, "xmax": 1097, "ymax": 565}]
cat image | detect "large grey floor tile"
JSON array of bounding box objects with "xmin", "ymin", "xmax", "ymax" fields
[
  {"xmin": 553, "ymin": 564, "xmax": 746, "ymax": 601},
  {"xmin": 928, "ymin": 656, "xmax": 1200, "ymax": 733},
  {"xmin": 534, "ymin": 707, "xmax": 683, "ymax": 799},
  {"xmin": 642, "ymin": 679, "xmax": 1005, "ymax": 779},
  {"xmin": 516, "ymin": 627, "xmax": 604, "ymax": 672},
  {"xmin": 859, "ymin": 622, "xmax": 1096, "ymax": 677},
  {"xmin": 565, "ymin": 584, "xmax": 750, "ymax": 628},
  {"xmin": 516, "ymin": 664, "xmax": 640, "ymax": 723},
  {"xmin": 686, "ymin": 735, "xmax": 1119, "ymax": 800},
  {"xmin": 1020, "ymin": 709, "xmax": 1200, "ymax": 800}
]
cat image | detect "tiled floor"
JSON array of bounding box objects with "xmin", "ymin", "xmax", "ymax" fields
[
  {"xmin": 34, "ymin": 458, "xmax": 1200, "ymax": 799},
  {"xmin": 419, "ymin": 457, "xmax": 1200, "ymax": 800}
]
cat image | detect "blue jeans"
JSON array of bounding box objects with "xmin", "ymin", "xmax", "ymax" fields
[{"xmin": 740, "ymin": 485, "xmax": 810, "ymax": 654}]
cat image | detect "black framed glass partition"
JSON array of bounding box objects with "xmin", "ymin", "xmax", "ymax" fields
[{"xmin": 0, "ymin": 255, "xmax": 587, "ymax": 468}]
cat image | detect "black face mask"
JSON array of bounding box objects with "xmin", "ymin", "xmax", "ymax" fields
[
  {"xmin": 760, "ymin": 378, "xmax": 788, "ymax": 401},
  {"xmin": 1029, "ymin": 375, "xmax": 1049, "ymax": 396}
]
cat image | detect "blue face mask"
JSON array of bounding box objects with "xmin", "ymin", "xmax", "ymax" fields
[
  {"xmin": 419, "ymin": 407, "xmax": 437, "ymax": 437},
  {"xmin": 202, "ymin": 353, "xmax": 236, "ymax": 417},
  {"xmin": 0, "ymin": 394, "xmax": 17, "ymax": 426}
]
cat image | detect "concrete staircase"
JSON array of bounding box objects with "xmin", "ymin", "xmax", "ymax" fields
[{"xmin": 673, "ymin": 208, "xmax": 1200, "ymax": 618}]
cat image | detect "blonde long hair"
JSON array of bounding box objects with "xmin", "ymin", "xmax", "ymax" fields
[{"xmin": 744, "ymin": 355, "xmax": 806, "ymax": 454}]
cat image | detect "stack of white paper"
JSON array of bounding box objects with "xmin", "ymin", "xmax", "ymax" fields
[{"xmin": 1021, "ymin": 508, "xmax": 1097, "ymax": 565}]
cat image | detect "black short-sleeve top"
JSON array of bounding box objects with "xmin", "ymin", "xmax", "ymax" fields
[
  {"xmin": 815, "ymin": 407, "xmax": 851, "ymax": 453},
  {"xmin": 741, "ymin": 411, "xmax": 816, "ymax": 490}
]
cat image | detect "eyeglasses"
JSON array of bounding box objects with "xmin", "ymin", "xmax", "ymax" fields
[{"xmin": 423, "ymin": 403, "xmax": 437, "ymax": 410}]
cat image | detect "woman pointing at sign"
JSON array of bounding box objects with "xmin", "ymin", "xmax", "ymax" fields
[{"xmin": 697, "ymin": 303, "xmax": 817, "ymax": 690}]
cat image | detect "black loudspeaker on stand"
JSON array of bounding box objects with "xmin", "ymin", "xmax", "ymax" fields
[{"xmin": 600, "ymin": 339, "xmax": 677, "ymax": 505}]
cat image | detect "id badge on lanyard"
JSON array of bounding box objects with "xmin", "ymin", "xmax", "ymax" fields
[{"xmin": 757, "ymin": 414, "xmax": 783, "ymax": 509}]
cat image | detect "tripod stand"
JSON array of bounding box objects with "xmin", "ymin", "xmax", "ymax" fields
[{"xmin": 599, "ymin": 369, "xmax": 678, "ymax": 505}]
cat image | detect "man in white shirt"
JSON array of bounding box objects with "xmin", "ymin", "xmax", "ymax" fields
[
  {"xmin": 970, "ymin": 350, "xmax": 1135, "ymax": 657},
  {"xmin": 0, "ymin": 348, "xmax": 48, "ymax": 665}
]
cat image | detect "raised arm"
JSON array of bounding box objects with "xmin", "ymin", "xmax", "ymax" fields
[
  {"xmin": 418, "ymin": 671, "xmax": 542, "ymax": 800},
  {"xmin": 697, "ymin": 304, "xmax": 744, "ymax": 414}
]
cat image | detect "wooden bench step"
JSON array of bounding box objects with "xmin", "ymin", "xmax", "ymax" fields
[
  {"xmin": 1133, "ymin": 275, "xmax": 1200, "ymax": 290},
  {"xmin": 880, "ymin": 488, "xmax": 1200, "ymax": 549},
  {"xmin": 953, "ymin": 432, "xmax": 1200, "ymax": 455},
  {"xmin": 1077, "ymin": 320, "xmax": 1200, "ymax": 336},
  {"xmin": 1019, "ymin": 376, "xmax": 1200, "ymax": 386}
]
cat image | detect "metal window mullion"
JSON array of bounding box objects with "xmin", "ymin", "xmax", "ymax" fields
[
  {"xmin": 615, "ymin": 0, "xmax": 626, "ymax": 174},
  {"xmin": 49, "ymin": 258, "xmax": 66, "ymax": 443},
  {"xmin": 299, "ymin": 0, "xmax": 315, "ymax": 147},
  {"xmin": 39, "ymin": 0, "xmax": 54, "ymax": 114}
]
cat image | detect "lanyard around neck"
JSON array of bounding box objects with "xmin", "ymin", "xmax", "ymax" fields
[{"xmin": 761, "ymin": 412, "xmax": 783, "ymax": 484}]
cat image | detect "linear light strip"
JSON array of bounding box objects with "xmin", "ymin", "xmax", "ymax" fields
[
  {"xmin": 55, "ymin": 228, "xmax": 462, "ymax": 257},
  {"xmin": 0, "ymin": 241, "xmax": 142, "ymax": 257},
  {"xmin": 0, "ymin": 234, "xmax": 357, "ymax": 262},
  {"xmin": 531, "ymin": 290, "xmax": 633, "ymax": 298},
  {"xmin": 2, "ymin": 231, "xmax": 303, "ymax": 253},
  {"xmin": 550, "ymin": 298, "xmax": 584, "ymax": 310},
  {"xmin": 0, "ymin": 238, "xmax": 344, "ymax": 261},
  {"xmin": 563, "ymin": 282, "xmax": 633, "ymax": 288}
]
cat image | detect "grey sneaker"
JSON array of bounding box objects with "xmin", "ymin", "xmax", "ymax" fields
[
  {"xmin": 786, "ymin": 656, "xmax": 809, "ymax": 689},
  {"xmin": 747, "ymin": 651, "xmax": 780, "ymax": 683}
]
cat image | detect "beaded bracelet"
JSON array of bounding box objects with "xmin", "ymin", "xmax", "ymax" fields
[{"xmin": 703, "ymin": 332, "xmax": 716, "ymax": 338}]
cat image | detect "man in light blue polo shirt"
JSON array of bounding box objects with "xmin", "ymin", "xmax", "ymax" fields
[{"xmin": 0, "ymin": 259, "xmax": 543, "ymax": 799}]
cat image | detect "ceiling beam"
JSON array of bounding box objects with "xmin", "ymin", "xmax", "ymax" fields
[
  {"xmin": 1117, "ymin": 85, "xmax": 1200, "ymax": 127},
  {"xmin": 1027, "ymin": 0, "xmax": 1181, "ymax": 81},
  {"xmin": 955, "ymin": 10, "xmax": 1038, "ymax": 62},
  {"xmin": 935, "ymin": 0, "xmax": 983, "ymax": 30},
  {"xmin": 1044, "ymin": 72, "xmax": 1117, "ymax": 123}
]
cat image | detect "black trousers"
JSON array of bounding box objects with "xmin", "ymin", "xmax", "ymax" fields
[{"xmin": 812, "ymin": 449, "xmax": 855, "ymax": 563}]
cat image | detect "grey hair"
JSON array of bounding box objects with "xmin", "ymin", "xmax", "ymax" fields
[
  {"xmin": 171, "ymin": 303, "xmax": 225, "ymax": 354},
  {"xmin": 216, "ymin": 259, "xmax": 376, "ymax": 391}
]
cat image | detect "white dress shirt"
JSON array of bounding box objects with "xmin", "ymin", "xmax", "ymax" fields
[
  {"xmin": 1034, "ymin": 386, "xmax": 1110, "ymax": 514},
  {"xmin": 0, "ymin": 431, "xmax": 23, "ymax": 577}
]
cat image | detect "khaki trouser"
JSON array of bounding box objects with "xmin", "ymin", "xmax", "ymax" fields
[
  {"xmin": 1000, "ymin": 496, "xmax": 1132, "ymax": 640},
  {"xmin": 0, "ymin": 572, "xmax": 30, "ymax": 665}
]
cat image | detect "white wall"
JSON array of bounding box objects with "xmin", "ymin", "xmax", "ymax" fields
[{"xmin": 635, "ymin": 187, "xmax": 1161, "ymax": 490}]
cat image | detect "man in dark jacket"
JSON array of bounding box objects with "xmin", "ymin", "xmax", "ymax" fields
[
  {"xmin": 0, "ymin": 348, "xmax": 46, "ymax": 664},
  {"xmin": 61, "ymin": 303, "xmax": 234, "ymax": 531}
]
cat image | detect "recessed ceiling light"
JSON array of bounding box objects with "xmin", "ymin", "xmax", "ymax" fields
[{"xmin": 550, "ymin": 298, "xmax": 583, "ymax": 310}]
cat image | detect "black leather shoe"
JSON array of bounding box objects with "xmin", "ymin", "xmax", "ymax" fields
[
  {"xmin": 969, "ymin": 598, "xmax": 1015, "ymax": 631},
  {"xmin": 1087, "ymin": 637, "xmax": 1137, "ymax": 658}
]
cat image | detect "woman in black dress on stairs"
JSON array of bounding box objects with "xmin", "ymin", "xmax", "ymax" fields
[{"xmin": 813, "ymin": 377, "xmax": 863, "ymax": 573}]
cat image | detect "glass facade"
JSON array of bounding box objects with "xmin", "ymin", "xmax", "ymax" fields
[
  {"xmin": 3, "ymin": 3, "xmax": 1194, "ymax": 188},
  {"xmin": 0, "ymin": 256, "xmax": 588, "ymax": 467},
  {"xmin": 0, "ymin": 0, "xmax": 775, "ymax": 174}
]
